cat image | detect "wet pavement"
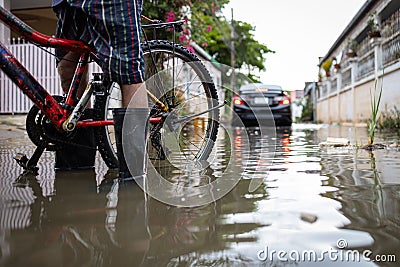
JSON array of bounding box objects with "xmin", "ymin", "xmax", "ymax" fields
[
  {"xmin": 0, "ymin": 115, "xmax": 26, "ymax": 140},
  {"xmin": 0, "ymin": 116, "xmax": 399, "ymax": 266}
]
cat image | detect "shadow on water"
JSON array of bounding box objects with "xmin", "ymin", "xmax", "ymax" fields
[{"xmin": 0, "ymin": 124, "xmax": 399, "ymax": 266}]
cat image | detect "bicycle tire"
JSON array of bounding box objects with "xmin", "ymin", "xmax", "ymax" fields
[{"xmin": 94, "ymin": 40, "xmax": 220, "ymax": 169}]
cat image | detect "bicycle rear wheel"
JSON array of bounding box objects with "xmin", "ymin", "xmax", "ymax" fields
[{"xmin": 94, "ymin": 40, "xmax": 220, "ymax": 169}]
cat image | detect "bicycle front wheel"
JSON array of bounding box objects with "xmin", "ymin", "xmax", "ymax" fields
[{"xmin": 95, "ymin": 40, "xmax": 220, "ymax": 169}]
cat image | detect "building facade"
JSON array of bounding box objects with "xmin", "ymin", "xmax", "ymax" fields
[
  {"xmin": 317, "ymin": 0, "xmax": 400, "ymax": 124},
  {"xmin": 0, "ymin": 0, "xmax": 56, "ymax": 44}
]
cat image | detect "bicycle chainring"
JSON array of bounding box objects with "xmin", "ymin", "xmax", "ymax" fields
[{"xmin": 26, "ymin": 96, "xmax": 75, "ymax": 151}]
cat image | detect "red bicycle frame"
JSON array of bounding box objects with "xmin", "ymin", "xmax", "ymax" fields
[
  {"xmin": 0, "ymin": 6, "xmax": 96, "ymax": 128},
  {"xmin": 0, "ymin": 6, "xmax": 161, "ymax": 130}
]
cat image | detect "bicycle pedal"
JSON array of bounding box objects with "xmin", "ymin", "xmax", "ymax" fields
[
  {"xmin": 13, "ymin": 153, "xmax": 28, "ymax": 168},
  {"xmin": 13, "ymin": 172, "xmax": 30, "ymax": 188}
]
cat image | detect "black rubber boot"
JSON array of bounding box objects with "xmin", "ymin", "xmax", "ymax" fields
[
  {"xmin": 55, "ymin": 109, "xmax": 96, "ymax": 171},
  {"xmin": 113, "ymin": 108, "xmax": 149, "ymax": 182}
]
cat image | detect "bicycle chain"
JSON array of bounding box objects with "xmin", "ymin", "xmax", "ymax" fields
[
  {"xmin": 27, "ymin": 113, "xmax": 96, "ymax": 151},
  {"xmin": 47, "ymin": 130, "xmax": 97, "ymax": 150},
  {"xmin": 26, "ymin": 96, "xmax": 96, "ymax": 151},
  {"xmin": 28, "ymin": 122, "xmax": 95, "ymax": 151}
]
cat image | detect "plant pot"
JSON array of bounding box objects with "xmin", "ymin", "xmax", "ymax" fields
[
  {"xmin": 368, "ymin": 31, "xmax": 381, "ymax": 38},
  {"xmin": 334, "ymin": 64, "xmax": 341, "ymax": 70},
  {"xmin": 325, "ymin": 71, "xmax": 331, "ymax": 77},
  {"xmin": 346, "ymin": 51, "xmax": 357, "ymax": 58}
]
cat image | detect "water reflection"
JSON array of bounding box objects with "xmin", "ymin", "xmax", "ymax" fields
[
  {"xmin": 319, "ymin": 138, "xmax": 400, "ymax": 266},
  {"xmin": 0, "ymin": 124, "xmax": 399, "ymax": 266},
  {"xmin": 1, "ymin": 171, "xmax": 151, "ymax": 266}
]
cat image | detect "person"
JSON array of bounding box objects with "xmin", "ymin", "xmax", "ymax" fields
[{"xmin": 52, "ymin": 0, "xmax": 149, "ymax": 180}]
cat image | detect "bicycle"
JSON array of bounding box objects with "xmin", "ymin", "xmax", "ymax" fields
[{"xmin": 0, "ymin": 6, "xmax": 222, "ymax": 172}]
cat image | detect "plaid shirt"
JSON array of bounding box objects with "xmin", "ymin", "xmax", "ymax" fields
[{"xmin": 55, "ymin": 0, "xmax": 144, "ymax": 85}]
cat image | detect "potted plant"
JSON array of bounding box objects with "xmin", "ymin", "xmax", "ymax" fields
[
  {"xmin": 321, "ymin": 58, "xmax": 332, "ymax": 77},
  {"xmin": 332, "ymin": 57, "xmax": 341, "ymax": 69},
  {"xmin": 345, "ymin": 39, "xmax": 358, "ymax": 57},
  {"xmin": 318, "ymin": 72, "xmax": 322, "ymax": 82},
  {"xmin": 368, "ymin": 12, "xmax": 381, "ymax": 38}
]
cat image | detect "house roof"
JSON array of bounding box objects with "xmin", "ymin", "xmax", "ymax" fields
[{"xmin": 319, "ymin": 0, "xmax": 377, "ymax": 65}]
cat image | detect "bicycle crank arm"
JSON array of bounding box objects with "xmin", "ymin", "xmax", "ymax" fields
[{"xmin": 63, "ymin": 81, "xmax": 94, "ymax": 131}]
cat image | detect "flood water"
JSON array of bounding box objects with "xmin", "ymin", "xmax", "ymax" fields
[{"xmin": 0, "ymin": 122, "xmax": 399, "ymax": 267}]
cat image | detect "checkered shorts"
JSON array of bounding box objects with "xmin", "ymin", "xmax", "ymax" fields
[{"xmin": 54, "ymin": 0, "xmax": 144, "ymax": 85}]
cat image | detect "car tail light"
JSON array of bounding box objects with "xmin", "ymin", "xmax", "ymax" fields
[
  {"xmin": 274, "ymin": 95, "xmax": 290, "ymax": 105},
  {"xmin": 280, "ymin": 96, "xmax": 290, "ymax": 105},
  {"xmin": 233, "ymin": 95, "xmax": 244, "ymax": 105}
]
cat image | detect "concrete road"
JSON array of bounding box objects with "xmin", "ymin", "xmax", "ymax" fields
[{"xmin": 0, "ymin": 114, "xmax": 27, "ymax": 140}]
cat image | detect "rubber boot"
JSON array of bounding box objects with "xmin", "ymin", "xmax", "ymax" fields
[
  {"xmin": 55, "ymin": 109, "xmax": 96, "ymax": 171},
  {"xmin": 113, "ymin": 108, "xmax": 149, "ymax": 182}
]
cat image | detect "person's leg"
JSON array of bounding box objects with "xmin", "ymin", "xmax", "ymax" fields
[
  {"xmin": 53, "ymin": 2, "xmax": 88, "ymax": 98},
  {"xmin": 53, "ymin": 3, "xmax": 94, "ymax": 171},
  {"xmin": 57, "ymin": 51, "xmax": 89, "ymax": 97},
  {"xmin": 54, "ymin": 52, "xmax": 93, "ymax": 171},
  {"xmin": 81, "ymin": 0, "xmax": 148, "ymax": 179},
  {"xmin": 121, "ymin": 83, "xmax": 148, "ymax": 108},
  {"xmin": 110, "ymin": 0, "xmax": 147, "ymax": 180}
]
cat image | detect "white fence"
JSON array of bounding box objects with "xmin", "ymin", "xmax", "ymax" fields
[{"xmin": 0, "ymin": 41, "xmax": 101, "ymax": 114}]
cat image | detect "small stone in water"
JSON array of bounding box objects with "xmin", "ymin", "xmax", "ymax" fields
[
  {"xmin": 300, "ymin": 212, "xmax": 318, "ymax": 223},
  {"xmin": 319, "ymin": 137, "xmax": 350, "ymax": 147}
]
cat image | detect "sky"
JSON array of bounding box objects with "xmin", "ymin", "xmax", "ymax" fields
[{"xmin": 223, "ymin": 0, "xmax": 367, "ymax": 91}]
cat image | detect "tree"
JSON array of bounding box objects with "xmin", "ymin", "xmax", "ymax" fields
[
  {"xmin": 199, "ymin": 18, "xmax": 274, "ymax": 82},
  {"xmin": 143, "ymin": 0, "xmax": 274, "ymax": 82}
]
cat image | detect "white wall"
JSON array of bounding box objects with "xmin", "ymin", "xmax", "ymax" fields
[
  {"xmin": 379, "ymin": 67, "xmax": 400, "ymax": 113},
  {"xmin": 0, "ymin": 0, "xmax": 11, "ymax": 44},
  {"xmin": 11, "ymin": 0, "xmax": 50, "ymax": 10}
]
